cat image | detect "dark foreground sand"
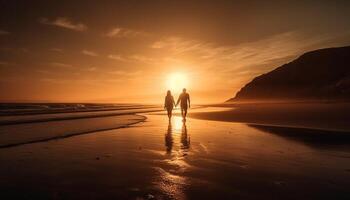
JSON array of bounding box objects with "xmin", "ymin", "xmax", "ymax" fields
[{"xmin": 0, "ymin": 109, "xmax": 350, "ymax": 199}]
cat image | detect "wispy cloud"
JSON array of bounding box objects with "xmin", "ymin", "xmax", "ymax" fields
[
  {"xmin": 108, "ymin": 70, "xmax": 142, "ymax": 76},
  {"xmin": 108, "ymin": 54, "xmax": 126, "ymax": 61},
  {"xmin": 106, "ymin": 27, "xmax": 147, "ymax": 38},
  {"xmin": 49, "ymin": 62, "xmax": 73, "ymax": 68},
  {"xmin": 108, "ymin": 54, "xmax": 157, "ymax": 64},
  {"xmin": 36, "ymin": 70, "xmax": 55, "ymax": 75},
  {"xmin": 0, "ymin": 61, "xmax": 8, "ymax": 66},
  {"xmin": 0, "ymin": 30, "xmax": 10, "ymax": 35},
  {"xmin": 40, "ymin": 77, "xmax": 125, "ymax": 86},
  {"xmin": 0, "ymin": 61, "xmax": 15, "ymax": 66},
  {"xmin": 85, "ymin": 67, "xmax": 97, "ymax": 71},
  {"xmin": 50, "ymin": 48, "xmax": 63, "ymax": 52},
  {"xmin": 151, "ymin": 31, "xmax": 350, "ymax": 76},
  {"xmin": 40, "ymin": 17, "xmax": 87, "ymax": 31},
  {"xmin": 0, "ymin": 47, "xmax": 28, "ymax": 53},
  {"xmin": 151, "ymin": 37, "xmax": 205, "ymax": 53},
  {"xmin": 82, "ymin": 50, "xmax": 98, "ymax": 57},
  {"xmin": 40, "ymin": 78, "xmax": 69, "ymax": 84},
  {"xmin": 128, "ymin": 55, "xmax": 157, "ymax": 64}
]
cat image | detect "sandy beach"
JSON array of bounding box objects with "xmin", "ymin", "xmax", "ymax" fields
[
  {"xmin": 191, "ymin": 102, "xmax": 350, "ymax": 132},
  {"xmin": 0, "ymin": 107, "xmax": 350, "ymax": 199}
]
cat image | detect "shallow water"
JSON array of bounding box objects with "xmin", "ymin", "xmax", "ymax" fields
[
  {"xmin": 0, "ymin": 114, "xmax": 145, "ymax": 147},
  {"xmin": 0, "ymin": 106, "xmax": 162, "ymax": 125},
  {"xmin": 0, "ymin": 114, "xmax": 349, "ymax": 199}
]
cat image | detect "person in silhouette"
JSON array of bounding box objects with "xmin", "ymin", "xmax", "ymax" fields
[
  {"xmin": 176, "ymin": 88, "xmax": 190, "ymax": 121},
  {"xmin": 164, "ymin": 90, "xmax": 175, "ymax": 120}
]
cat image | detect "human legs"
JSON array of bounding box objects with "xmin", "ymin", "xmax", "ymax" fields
[
  {"xmin": 167, "ymin": 108, "xmax": 172, "ymax": 120},
  {"xmin": 180, "ymin": 106, "xmax": 188, "ymax": 119},
  {"xmin": 183, "ymin": 107, "xmax": 188, "ymax": 118}
]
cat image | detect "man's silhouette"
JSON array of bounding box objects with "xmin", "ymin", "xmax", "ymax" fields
[{"xmin": 176, "ymin": 88, "xmax": 190, "ymax": 121}]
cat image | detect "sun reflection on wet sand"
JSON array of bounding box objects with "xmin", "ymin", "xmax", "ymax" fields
[
  {"xmin": 157, "ymin": 116, "xmax": 191, "ymax": 198},
  {"xmin": 173, "ymin": 116, "xmax": 183, "ymax": 132},
  {"xmin": 165, "ymin": 117, "xmax": 190, "ymax": 155}
]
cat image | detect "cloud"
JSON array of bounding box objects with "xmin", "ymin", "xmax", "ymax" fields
[
  {"xmin": 40, "ymin": 78, "xmax": 69, "ymax": 84},
  {"xmin": 128, "ymin": 55, "xmax": 157, "ymax": 64},
  {"xmin": 108, "ymin": 54, "xmax": 127, "ymax": 61},
  {"xmin": 82, "ymin": 50, "xmax": 98, "ymax": 57},
  {"xmin": 150, "ymin": 36, "xmax": 212, "ymax": 55},
  {"xmin": 106, "ymin": 27, "xmax": 148, "ymax": 38},
  {"xmin": 50, "ymin": 48, "xmax": 63, "ymax": 52},
  {"xmin": 108, "ymin": 54, "xmax": 157, "ymax": 64},
  {"xmin": 86, "ymin": 67, "xmax": 97, "ymax": 71},
  {"xmin": 36, "ymin": 70, "xmax": 55, "ymax": 75},
  {"xmin": 0, "ymin": 61, "xmax": 16, "ymax": 66},
  {"xmin": 0, "ymin": 47, "xmax": 28, "ymax": 53},
  {"xmin": 0, "ymin": 30, "xmax": 10, "ymax": 35},
  {"xmin": 151, "ymin": 31, "xmax": 350, "ymax": 76},
  {"xmin": 49, "ymin": 62, "xmax": 73, "ymax": 68},
  {"xmin": 40, "ymin": 77, "xmax": 124, "ymax": 86},
  {"xmin": 40, "ymin": 17, "xmax": 87, "ymax": 31},
  {"xmin": 108, "ymin": 70, "xmax": 142, "ymax": 76}
]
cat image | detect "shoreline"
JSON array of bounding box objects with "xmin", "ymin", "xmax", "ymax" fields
[
  {"xmin": 189, "ymin": 115, "xmax": 350, "ymax": 134},
  {"xmin": 188, "ymin": 103, "xmax": 350, "ymax": 133},
  {"xmin": 0, "ymin": 108, "xmax": 162, "ymax": 125},
  {"xmin": 0, "ymin": 114, "xmax": 147, "ymax": 148}
]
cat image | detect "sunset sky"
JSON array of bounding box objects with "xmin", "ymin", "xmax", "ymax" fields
[{"xmin": 1, "ymin": 0, "xmax": 350, "ymax": 103}]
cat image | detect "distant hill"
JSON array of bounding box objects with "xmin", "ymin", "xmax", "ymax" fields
[{"xmin": 228, "ymin": 46, "xmax": 350, "ymax": 102}]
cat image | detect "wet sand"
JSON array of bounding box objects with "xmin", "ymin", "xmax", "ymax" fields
[
  {"xmin": 0, "ymin": 110, "xmax": 350, "ymax": 199},
  {"xmin": 190, "ymin": 102, "xmax": 350, "ymax": 132},
  {"xmin": 0, "ymin": 114, "xmax": 145, "ymax": 148}
]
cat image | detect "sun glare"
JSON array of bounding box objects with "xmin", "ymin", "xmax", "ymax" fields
[{"xmin": 166, "ymin": 73, "xmax": 189, "ymax": 92}]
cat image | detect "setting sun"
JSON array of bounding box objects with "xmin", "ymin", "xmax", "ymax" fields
[{"xmin": 166, "ymin": 73, "xmax": 189, "ymax": 92}]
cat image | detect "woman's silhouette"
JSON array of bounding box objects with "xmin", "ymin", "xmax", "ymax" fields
[{"xmin": 164, "ymin": 90, "xmax": 175, "ymax": 120}]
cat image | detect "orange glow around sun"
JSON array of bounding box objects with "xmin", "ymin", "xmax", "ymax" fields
[{"xmin": 166, "ymin": 73, "xmax": 189, "ymax": 92}]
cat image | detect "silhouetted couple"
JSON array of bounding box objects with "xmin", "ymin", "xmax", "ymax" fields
[{"xmin": 164, "ymin": 88, "xmax": 190, "ymax": 121}]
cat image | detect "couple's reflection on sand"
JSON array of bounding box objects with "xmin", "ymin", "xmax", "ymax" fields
[{"xmin": 165, "ymin": 117, "xmax": 190, "ymax": 154}]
